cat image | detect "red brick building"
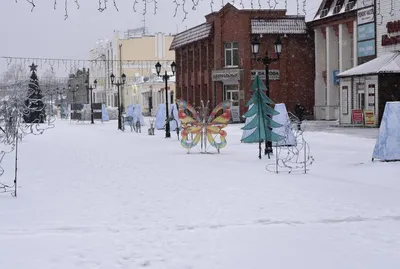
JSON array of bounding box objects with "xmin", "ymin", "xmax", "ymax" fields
[{"xmin": 170, "ymin": 3, "xmax": 315, "ymax": 122}]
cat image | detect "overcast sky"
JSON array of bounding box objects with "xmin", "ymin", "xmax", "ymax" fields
[{"xmin": 0, "ymin": 0, "xmax": 319, "ymax": 76}]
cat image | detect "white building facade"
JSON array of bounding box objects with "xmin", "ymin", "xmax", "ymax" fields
[
  {"xmin": 89, "ymin": 27, "xmax": 175, "ymax": 109},
  {"xmin": 376, "ymin": 0, "xmax": 400, "ymax": 55},
  {"xmin": 337, "ymin": 0, "xmax": 400, "ymax": 126},
  {"xmin": 311, "ymin": 0, "xmax": 362, "ymax": 120},
  {"xmin": 135, "ymin": 75, "xmax": 176, "ymax": 116}
]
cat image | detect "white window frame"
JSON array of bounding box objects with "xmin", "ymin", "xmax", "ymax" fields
[{"xmin": 224, "ymin": 42, "xmax": 239, "ymax": 67}]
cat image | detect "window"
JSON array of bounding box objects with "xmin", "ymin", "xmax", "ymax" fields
[
  {"xmin": 224, "ymin": 42, "xmax": 239, "ymax": 67},
  {"xmin": 349, "ymin": 34, "xmax": 354, "ymax": 66}
]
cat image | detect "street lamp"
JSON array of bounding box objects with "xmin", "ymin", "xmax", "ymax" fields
[
  {"xmin": 155, "ymin": 61, "xmax": 176, "ymax": 138},
  {"xmin": 86, "ymin": 79, "xmax": 97, "ymax": 124},
  {"xmin": 110, "ymin": 73, "xmax": 126, "ymax": 130},
  {"xmin": 251, "ymin": 35, "xmax": 282, "ymax": 158}
]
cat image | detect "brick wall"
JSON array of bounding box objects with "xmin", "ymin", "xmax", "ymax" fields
[{"xmin": 174, "ymin": 5, "xmax": 315, "ymax": 116}]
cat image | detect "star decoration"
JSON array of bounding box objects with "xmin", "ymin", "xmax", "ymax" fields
[{"xmin": 29, "ymin": 63, "xmax": 38, "ymax": 72}]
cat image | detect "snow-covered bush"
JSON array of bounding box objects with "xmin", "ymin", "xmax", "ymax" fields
[{"xmin": 106, "ymin": 107, "xmax": 118, "ymax": 120}]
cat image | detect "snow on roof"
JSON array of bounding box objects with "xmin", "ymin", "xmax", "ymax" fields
[
  {"xmin": 170, "ymin": 23, "xmax": 213, "ymax": 50},
  {"xmin": 338, "ymin": 51, "xmax": 400, "ymax": 77},
  {"xmin": 251, "ymin": 18, "xmax": 307, "ymax": 34}
]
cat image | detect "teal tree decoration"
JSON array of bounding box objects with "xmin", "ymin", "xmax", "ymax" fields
[{"xmin": 241, "ymin": 74, "xmax": 284, "ymax": 159}]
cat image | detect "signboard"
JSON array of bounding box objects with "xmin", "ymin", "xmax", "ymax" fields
[
  {"xmin": 92, "ymin": 103, "xmax": 102, "ymax": 110},
  {"xmin": 351, "ymin": 109, "xmax": 364, "ymax": 124},
  {"xmin": 357, "ymin": 6, "xmax": 374, "ymax": 25},
  {"xmin": 358, "ymin": 39, "xmax": 375, "ymax": 57},
  {"xmin": 71, "ymin": 111, "xmax": 82, "ymax": 120},
  {"xmin": 341, "ymin": 86, "xmax": 349, "ymax": 115},
  {"xmin": 212, "ymin": 69, "xmax": 241, "ymax": 82},
  {"xmin": 381, "ymin": 35, "xmax": 400, "ymax": 46},
  {"xmin": 239, "ymin": 91, "xmax": 245, "ymax": 100},
  {"xmin": 71, "ymin": 103, "xmax": 84, "ymax": 111},
  {"xmin": 93, "ymin": 112, "xmax": 103, "ymax": 120},
  {"xmin": 364, "ymin": 110, "xmax": 376, "ymax": 126},
  {"xmin": 357, "ymin": 0, "xmax": 373, "ymax": 9},
  {"xmin": 358, "ymin": 23, "xmax": 375, "ymax": 41},
  {"xmin": 92, "ymin": 103, "xmax": 103, "ymax": 120},
  {"xmin": 230, "ymin": 106, "xmax": 241, "ymax": 122},
  {"xmin": 333, "ymin": 70, "xmax": 340, "ymax": 85},
  {"xmin": 250, "ymin": 69, "xmax": 280, "ymax": 80},
  {"xmin": 381, "ymin": 20, "xmax": 400, "ymax": 46},
  {"xmin": 387, "ymin": 20, "xmax": 400, "ymax": 33}
]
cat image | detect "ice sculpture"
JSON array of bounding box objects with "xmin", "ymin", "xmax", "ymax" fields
[{"xmin": 372, "ymin": 102, "xmax": 400, "ymax": 162}]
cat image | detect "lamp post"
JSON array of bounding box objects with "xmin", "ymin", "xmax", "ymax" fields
[
  {"xmin": 85, "ymin": 79, "xmax": 98, "ymax": 124},
  {"xmin": 155, "ymin": 61, "xmax": 176, "ymax": 138},
  {"xmin": 251, "ymin": 35, "xmax": 282, "ymax": 157},
  {"xmin": 110, "ymin": 73, "xmax": 126, "ymax": 130}
]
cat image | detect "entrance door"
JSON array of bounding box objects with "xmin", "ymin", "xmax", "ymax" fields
[
  {"xmin": 224, "ymin": 85, "xmax": 239, "ymax": 106},
  {"xmin": 357, "ymin": 90, "xmax": 365, "ymax": 110},
  {"xmin": 224, "ymin": 85, "xmax": 240, "ymax": 122}
]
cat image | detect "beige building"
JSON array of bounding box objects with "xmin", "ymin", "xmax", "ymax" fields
[
  {"xmin": 89, "ymin": 27, "xmax": 175, "ymax": 109},
  {"xmin": 134, "ymin": 75, "xmax": 176, "ymax": 116}
]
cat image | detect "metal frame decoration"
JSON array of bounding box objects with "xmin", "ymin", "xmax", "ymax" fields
[
  {"xmin": 178, "ymin": 99, "xmax": 231, "ymax": 154},
  {"xmin": 1, "ymin": 56, "xmax": 173, "ymax": 78},
  {"xmin": 166, "ymin": 104, "xmax": 181, "ymax": 140},
  {"xmin": 0, "ymin": 64, "xmax": 55, "ymax": 197},
  {"xmin": 12, "ymin": 0, "xmax": 309, "ymax": 21},
  {"xmin": 266, "ymin": 115, "xmax": 314, "ymax": 174}
]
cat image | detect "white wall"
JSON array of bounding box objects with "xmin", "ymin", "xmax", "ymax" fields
[
  {"xmin": 376, "ymin": 0, "xmax": 400, "ymax": 55},
  {"xmin": 339, "ymin": 75, "xmax": 379, "ymax": 125}
]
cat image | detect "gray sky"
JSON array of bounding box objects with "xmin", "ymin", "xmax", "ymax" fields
[{"xmin": 0, "ymin": 0, "xmax": 320, "ymax": 75}]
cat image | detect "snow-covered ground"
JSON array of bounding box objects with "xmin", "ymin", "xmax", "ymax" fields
[{"xmin": 0, "ymin": 119, "xmax": 399, "ymax": 269}]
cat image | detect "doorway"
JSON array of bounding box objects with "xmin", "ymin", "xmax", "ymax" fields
[
  {"xmin": 356, "ymin": 83, "xmax": 365, "ymax": 110},
  {"xmin": 357, "ymin": 91, "xmax": 365, "ymax": 110},
  {"xmin": 224, "ymin": 84, "xmax": 239, "ymax": 106},
  {"xmin": 224, "ymin": 84, "xmax": 240, "ymax": 122}
]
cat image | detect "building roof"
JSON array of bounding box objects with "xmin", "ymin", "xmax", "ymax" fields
[
  {"xmin": 251, "ymin": 17, "xmax": 307, "ymax": 34},
  {"xmin": 170, "ymin": 23, "xmax": 212, "ymax": 50},
  {"xmin": 338, "ymin": 51, "xmax": 400, "ymax": 77},
  {"xmin": 312, "ymin": 0, "xmax": 358, "ymax": 22}
]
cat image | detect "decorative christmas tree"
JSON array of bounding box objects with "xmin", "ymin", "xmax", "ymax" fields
[
  {"xmin": 241, "ymin": 74, "xmax": 284, "ymax": 159},
  {"xmin": 23, "ymin": 63, "xmax": 46, "ymax": 123}
]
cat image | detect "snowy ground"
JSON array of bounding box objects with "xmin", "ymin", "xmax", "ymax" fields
[{"xmin": 0, "ymin": 119, "xmax": 399, "ymax": 269}]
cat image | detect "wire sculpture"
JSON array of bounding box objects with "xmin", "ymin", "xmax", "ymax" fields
[
  {"xmin": 266, "ymin": 113, "xmax": 314, "ymax": 174},
  {"xmin": 166, "ymin": 104, "xmax": 181, "ymax": 140},
  {"xmin": 1, "ymin": 56, "xmax": 173, "ymax": 78},
  {"xmin": 0, "ymin": 64, "xmax": 55, "ymax": 197}
]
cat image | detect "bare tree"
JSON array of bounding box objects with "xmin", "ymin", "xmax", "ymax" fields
[
  {"xmin": 0, "ymin": 65, "xmax": 55, "ymax": 197},
  {"xmin": 1, "ymin": 63, "xmax": 29, "ymax": 84}
]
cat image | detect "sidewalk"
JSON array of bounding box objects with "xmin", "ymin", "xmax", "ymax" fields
[{"xmin": 303, "ymin": 120, "xmax": 379, "ymax": 140}]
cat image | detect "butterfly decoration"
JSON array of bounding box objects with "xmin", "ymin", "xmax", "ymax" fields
[{"xmin": 178, "ymin": 100, "xmax": 231, "ymax": 153}]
